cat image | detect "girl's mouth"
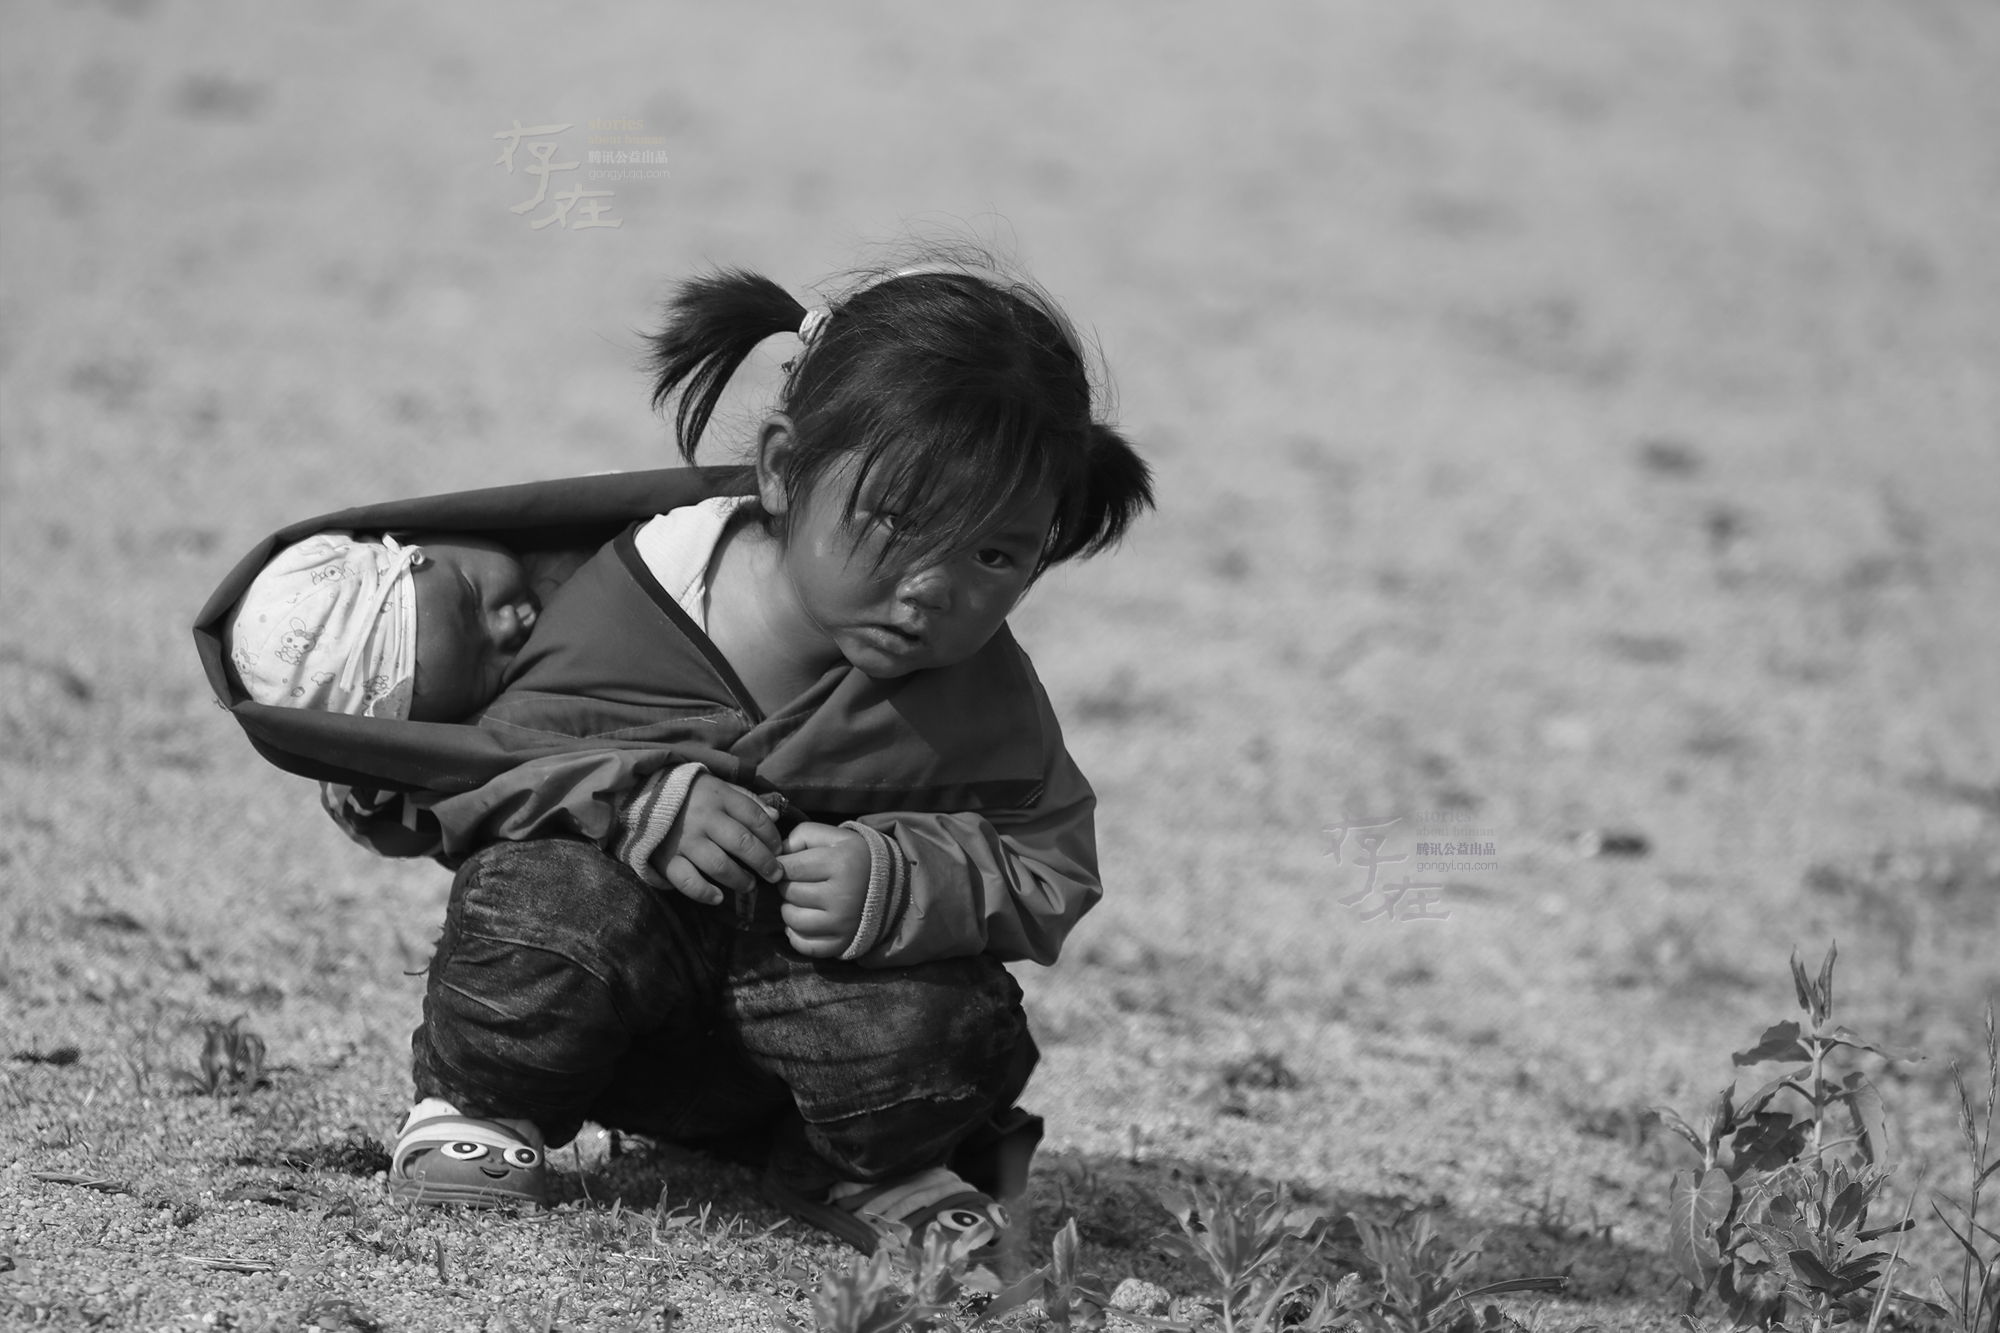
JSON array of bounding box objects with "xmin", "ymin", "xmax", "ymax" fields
[{"xmin": 862, "ymin": 623, "xmax": 924, "ymax": 651}]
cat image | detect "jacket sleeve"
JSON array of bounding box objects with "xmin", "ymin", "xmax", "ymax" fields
[
  {"xmin": 842, "ymin": 694, "xmax": 1101, "ymax": 969},
  {"xmin": 416, "ymin": 745, "xmax": 724, "ymax": 873},
  {"xmin": 319, "ymin": 784, "xmax": 447, "ymax": 860}
]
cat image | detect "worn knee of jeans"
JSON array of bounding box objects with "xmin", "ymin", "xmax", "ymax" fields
[
  {"xmin": 414, "ymin": 838, "xmax": 717, "ymax": 1127},
  {"xmin": 801, "ymin": 1026, "xmax": 1039, "ymax": 1185},
  {"xmin": 735, "ymin": 950, "xmax": 1034, "ymax": 1186},
  {"xmin": 732, "ymin": 946, "xmax": 1030, "ymax": 1123}
]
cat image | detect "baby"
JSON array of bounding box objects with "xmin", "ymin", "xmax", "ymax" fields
[{"xmin": 227, "ymin": 531, "xmax": 544, "ymax": 722}]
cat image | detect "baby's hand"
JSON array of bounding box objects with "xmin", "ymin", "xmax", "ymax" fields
[
  {"xmin": 651, "ymin": 773, "xmax": 783, "ymax": 906},
  {"xmin": 776, "ymin": 822, "xmax": 872, "ymax": 958}
]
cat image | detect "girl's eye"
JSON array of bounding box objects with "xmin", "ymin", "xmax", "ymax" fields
[{"xmin": 973, "ymin": 548, "xmax": 1015, "ymax": 570}]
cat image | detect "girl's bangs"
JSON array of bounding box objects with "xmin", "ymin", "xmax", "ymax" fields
[{"xmin": 841, "ymin": 407, "xmax": 1055, "ymax": 569}]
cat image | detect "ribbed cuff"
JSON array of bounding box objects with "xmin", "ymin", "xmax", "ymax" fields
[
  {"xmin": 837, "ymin": 821, "xmax": 910, "ymax": 960},
  {"xmin": 614, "ymin": 762, "xmax": 707, "ymax": 889}
]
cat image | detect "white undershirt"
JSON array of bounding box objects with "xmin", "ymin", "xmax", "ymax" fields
[{"xmin": 631, "ymin": 496, "xmax": 754, "ymax": 632}]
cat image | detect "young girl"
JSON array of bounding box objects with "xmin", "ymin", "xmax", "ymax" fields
[{"xmin": 287, "ymin": 262, "xmax": 1151, "ymax": 1252}]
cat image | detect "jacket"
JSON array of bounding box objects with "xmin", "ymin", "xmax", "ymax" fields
[{"xmin": 196, "ymin": 469, "xmax": 1101, "ymax": 968}]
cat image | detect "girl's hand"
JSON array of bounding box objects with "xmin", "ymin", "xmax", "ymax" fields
[
  {"xmin": 651, "ymin": 773, "xmax": 784, "ymax": 906},
  {"xmin": 776, "ymin": 822, "xmax": 871, "ymax": 957}
]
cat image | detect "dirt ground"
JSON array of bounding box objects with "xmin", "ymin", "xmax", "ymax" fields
[{"xmin": 3, "ymin": 1, "xmax": 1997, "ymax": 1329}]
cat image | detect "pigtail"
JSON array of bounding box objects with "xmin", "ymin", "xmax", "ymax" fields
[
  {"xmin": 1047, "ymin": 421, "xmax": 1155, "ymax": 567},
  {"xmin": 648, "ymin": 269, "xmax": 807, "ymax": 461}
]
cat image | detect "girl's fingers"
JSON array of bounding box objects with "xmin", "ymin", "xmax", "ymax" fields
[
  {"xmin": 782, "ymin": 821, "xmax": 848, "ymax": 854},
  {"xmin": 682, "ymin": 838, "xmax": 756, "ymax": 895},
  {"xmin": 776, "ymin": 848, "xmax": 835, "ymax": 882},
  {"xmin": 716, "ymin": 787, "xmax": 782, "ymax": 850},
  {"xmin": 664, "ymin": 856, "xmax": 724, "ymax": 906},
  {"xmin": 778, "ymin": 879, "xmax": 836, "ymax": 911},
  {"xmin": 785, "ymin": 929, "xmax": 844, "ymax": 959},
  {"xmin": 780, "ymin": 901, "xmax": 847, "ymax": 946},
  {"xmin": 718, "ymin": 817, "xmax": 784, "ymax": 883}
]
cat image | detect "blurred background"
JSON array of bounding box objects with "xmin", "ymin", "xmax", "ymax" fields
[{"xmin": 3, "ymin": 0, "xmax": 1996, "ymax": 1297}]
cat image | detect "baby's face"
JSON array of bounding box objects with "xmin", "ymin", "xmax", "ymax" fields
[{"xmin": 407, "ymin": 536, "xmax": 539, "ymax": 721}]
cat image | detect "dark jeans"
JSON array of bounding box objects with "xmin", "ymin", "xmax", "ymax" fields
[{"xmin": 412, "ymin": 838, "xmax": 1035, "ymax": 1191}]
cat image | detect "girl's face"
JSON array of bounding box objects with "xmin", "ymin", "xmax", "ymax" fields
[{"xmin": 773, "ymin": 453, "xmax": 1056, "ymax": 680}]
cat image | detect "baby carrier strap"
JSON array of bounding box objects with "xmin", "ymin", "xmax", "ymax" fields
[{"xmin": 193, "ymin": 466, "xmax": 755, "ymax": 792}]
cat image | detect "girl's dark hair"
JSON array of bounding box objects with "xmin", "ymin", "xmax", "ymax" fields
[{"xmin": 647, "ymin": 263, "xmax": 1152, "ymax": 575}]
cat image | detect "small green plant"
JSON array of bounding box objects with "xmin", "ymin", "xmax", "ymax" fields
[
  {"xmin": 772, "ymin": 1215, "xmax": 1008, "ymax": 1333},
  {"xmin": 1031, "ymin": 1216, "xmax": 1113, "ymax": 1332},
  {"xmin": 1155, "ymin": 1183, "xmax": 1563, "ymax": 1333},
  {"xmin": 183, "ymin": 1017, "xmax": 265, "ymax": 1094},
  {"xmin": 780, "ymin": 1246, "xmax": 940, "ymax": 1333},
  {"xmin": 1323, "ymin": 1210, "xmax": 1568, "ymax": 1333},
  {"xmin": 769, "ymin": 1182, "xmax": 1565, "ymax": 1333},
  {"xmin": 1155, "ymin": 1182, "xmax": 1320, "ymax": 1333},
  {"xmin": 1656, "ymin": 943, "xmax": 1935, "ymax": 1329},
  {"xmin": 1930, "ymin": 1003, "xmax": 2000, "ymax": 1333}
]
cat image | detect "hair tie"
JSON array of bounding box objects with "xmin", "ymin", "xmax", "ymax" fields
[{"xmin": 797, "ymin": 306, "xmax": 831, "ymax": 346}]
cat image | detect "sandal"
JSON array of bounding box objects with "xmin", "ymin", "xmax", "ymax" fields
[
  {"xmin": 390, "ymin": 1098, "xmax": 548, "ymax": 1209},
  {"xmin": 764, "ymin": 1164, "xmax": 1010, "ymax": 1259}
]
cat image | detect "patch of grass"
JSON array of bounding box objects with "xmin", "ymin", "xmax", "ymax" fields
[
  {"xmin": 767, "ymin": 1179, "xmax": 1570, "ymax": 1333},
  {"xmin": 239, "ymin": 1135, "xmax": 391, "ymax": 1177},
  {"xmin": 1656, "ymin": 944, "xmax": 1941, "ymax": 1330},
  {"xmin": 10, "ymin": 1045, "xmax": 81, "ymax": 1067},
  {"xmin": 1325, "ymin": 1206, "xmax": 1569, "ymax": 1333},
  {"xmin": 1928, "ymin": 1004, "xmax": 1999, "ymax": 1333}
]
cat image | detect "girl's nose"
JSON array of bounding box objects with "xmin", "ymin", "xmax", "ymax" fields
[{"xmin": 897, "ymin": 565, "xmax": 952, "ymax": 613}]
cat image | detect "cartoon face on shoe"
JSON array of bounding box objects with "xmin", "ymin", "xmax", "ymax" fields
[
  {"xmin": 938, "ymin": 1205, "xmax": 992, "ymax": 1233},
  {"xmin": 430, "ymin": 1139, "xmax": 543, "ymax": 1180},
  {"xmin": 933, "ymin": 1200, "xmax": 1008, "ymax": 1239},
  {"xmin": 392, "ymin": 1134, "xmax": 548, "ymax": 1207}
]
